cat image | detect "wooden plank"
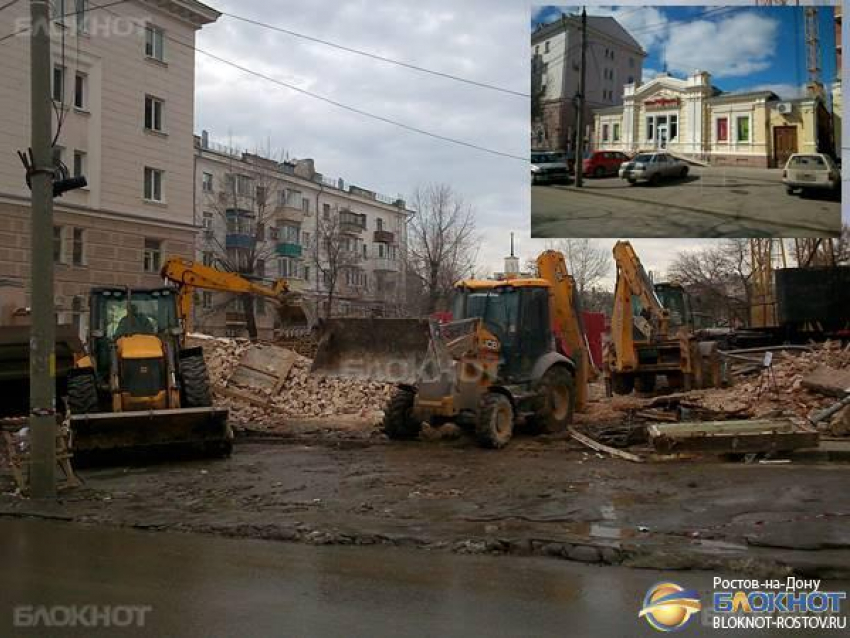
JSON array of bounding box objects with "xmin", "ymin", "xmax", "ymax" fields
[
  {"xmin": 647, "ymin": 418, "xmax": 796, "ymax": 438},
  {"xmin": 568, "ymin": 427, "xmax": 644, "ymax": 463},
  {"xmin": 802, "ymin": 366, "xmax": 850, "ymax": 398}
]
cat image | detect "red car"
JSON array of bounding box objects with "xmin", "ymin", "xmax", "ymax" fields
[{"xmin": 583, "ymin": 150, "xmax": 631, "ymax": 178}]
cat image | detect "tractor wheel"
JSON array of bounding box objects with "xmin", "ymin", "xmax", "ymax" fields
[
  {"xmin": 534, "ymin": 366, "xmax": 575, "ymax": 433},
  {"xmin": 181, "ymin": 355, "xmax": 212, "ymax": 408},
  {"xmin": 610, "ymin": 372, "xmax": 635, "ymax": 395},
  {"xmin": 383, "ymin": 389, "xmax": 421, "ymax": 440},
  {"xmin": 475, "ymin": 392, "xmax": 514, "ymax": 449},
  {"xmin": 635, "ymin": 374, "xmax": 657, "ymax": 394},
  {"xmin": 66, "ymin": 371, "xmax": 99, "ymax": 414}
]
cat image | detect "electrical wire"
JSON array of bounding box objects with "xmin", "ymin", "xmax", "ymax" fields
[
  {"xmin": 220, "ymin": 11, "xmax": 529, "ymax": 98},
  {"xmin": 0, "ymin": 0, "xmax": 21, "ymax": 15}
]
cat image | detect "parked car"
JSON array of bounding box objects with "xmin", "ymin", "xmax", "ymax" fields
[
  {"xmin": 531, "ymin": 151, "xmax": 571, "ymax": 185},
  {"xmin": 782, "ymin": 153, "xmax": 840, "ymax": 196},
  {"xmin": 583, "ymin": 151, "xmax": 631, "ymax": 178},
  {"xmin": 619, "ymin": 152, "xmax": 689, "ymax": 185}
]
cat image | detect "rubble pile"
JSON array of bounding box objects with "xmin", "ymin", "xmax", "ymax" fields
[{"xmin": 188, "ymin": 334, "xmax": 393, "ymax": 427}]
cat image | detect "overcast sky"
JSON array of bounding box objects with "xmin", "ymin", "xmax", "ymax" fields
[{"xmin": 194, "ymin": 0, "xmax": 846, "ymax": 287}]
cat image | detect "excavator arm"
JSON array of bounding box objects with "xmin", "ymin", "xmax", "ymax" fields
[
  {"xmin": 536, "ymin": 250, "xmax": 598, "ymax": 412},
  {"xmin": 161, "ymin": 257, "xmax": 308, "ymax": 335},
  {"xmin": 610, "ymin": 241, "xmax": 670, "ymax": 372}
]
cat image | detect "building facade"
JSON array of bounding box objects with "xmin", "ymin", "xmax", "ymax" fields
[
  {"xmin": 531, "ymin": 13, "xmax": 646, "ymax": 151},
  {"xmin": 593, "ymin": 71, "xmax": 834, "ymax": 168},
  {"xmin": 0, "ymin": 0, "xmax": 218, "ymax": 336},
  {"xmin": 193, "ymin": 133, "xmax": 410, "ymax": 339},
  {"xmin": 833, "ymin": 4, "xmax": 842, "ymax": 159}
]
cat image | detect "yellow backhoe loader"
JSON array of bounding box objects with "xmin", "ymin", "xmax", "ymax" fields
[
  {"xmin": 67, "ymin": 286, "xmax": 232, "ymax": 460},
  {"xmin": 605, "ymin": 241, "xmax": 720, "ymax": 395},
  {"xmin": 312, "ymin": 250, "xmax": 594, "ymax": 448}
]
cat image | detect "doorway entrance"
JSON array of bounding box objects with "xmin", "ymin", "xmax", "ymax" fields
[
  {"xmin": 657, "ymin": 125, "xmax": 668, "ymax": 149},
  {"xmin": 773, "ymin": 126, "xmax": 798, "ymax": 167}
]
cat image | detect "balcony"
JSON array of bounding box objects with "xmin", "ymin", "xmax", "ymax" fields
[
  {"xmin": 276, "ymin": 242, "xmax": 303, "ymax": 258},
  {"xmin": 371, "ymin": 257, "xmax": 399, "ymax": 273},
  {"xmin": 225, "ymin": 311, "xmax": 247, "ymax": 325},
  {"xmin": 339, "ymin": 210, "xmax": 367, "ymax": 234},
  {"xmin": 274, "ymin": 202, "xmax": 305, "ymax": 224},
  {"xmin": 373, "ymin": 230, "xmax": 395, "ymax": 244},
  {"xmin": 225, "ymin": 233, "xmax": 254, "ymax": 249}
]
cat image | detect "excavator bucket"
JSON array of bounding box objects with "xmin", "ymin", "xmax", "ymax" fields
[
  {"xmin": 311, "ymin": 318, "xmax": 433, "ymax": 384},
  {"xmin": 69, "ymin": 407, "xmax": 232, "ymax": 463}
]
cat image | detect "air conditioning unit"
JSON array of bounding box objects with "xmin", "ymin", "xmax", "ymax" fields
[{"xmin": 776, "ymin": 102, "xmax": 792, "ymax": 115}]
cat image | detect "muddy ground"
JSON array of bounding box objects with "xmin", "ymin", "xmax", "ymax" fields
[{"xmin": 2, "ymin": 419, "xmax": 850, "ymax": 579}]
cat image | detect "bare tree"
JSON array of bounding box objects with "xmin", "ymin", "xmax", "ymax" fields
[
  {"xmin": 406, "ymin": 184, "xmax": 478, "ymax": 314},
  {"xmin": 199, "ymin": 147, "xmax": 283, "ymax": 340},
  {"xmin": 306, "ymin": 206, "xmax": 365, "ymax": 319},
  {"xmin": 546, "ymin": 238, "xmax": 610, "ymax": 297}
]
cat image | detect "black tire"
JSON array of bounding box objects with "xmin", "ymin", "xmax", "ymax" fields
[
  {"xmin": 181, "ymin": 355, "xmax": 212, "ymax": 408},
  {"xmin": 475, "ymin": 392, "xmax": 514, "ymax": 449},
  {"xmin": 649, "ymin": 173, "xmax": 661, "ymax": 186},
  {"xmin": 628, "ymin": 179, "xmax": 637, "ymax": 186},
  {"xmin": 594, "ymin": 166, "xmax": 605, "ymax": 178},
  {"xmin": 610, "ymin": 372, "xmax": 635, "ymax": 395},
  {"xmin": 785, "ymin": 186, "xmax": 795, "ymax": 195},
  {"xmin": 635, "ymin": 374, "xmax": 657, "ymax": 394},
  {"xmin": 680, "ymin": 166, "xmax": 689, "ymax": 178},
  {"xmin": 534, "ymin": 366, "xmax": 576, "ymax": 433},
  {"xmin": 66, "ymin": 371, "xmax": 99, "ymax": 414},
  {"xmin": 383, "ymin": 389, "xmax": 421, "ymax": 440}
]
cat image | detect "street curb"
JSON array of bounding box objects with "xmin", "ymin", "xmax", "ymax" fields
[{"xmin": 554, "ymin": 185, "xmax": 840, "ymax": 236}]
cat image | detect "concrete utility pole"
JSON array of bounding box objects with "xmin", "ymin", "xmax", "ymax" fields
[
  {"xmin": 29, "ymin": 0, "xmax": 56, "ymax": 498},
  {"xmin": 574, "ymin": 7, "xmax": 587, "ymax": 188}
]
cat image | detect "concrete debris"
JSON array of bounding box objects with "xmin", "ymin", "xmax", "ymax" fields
[
  {"xmin": 648, "ymin": 419, "xmax": 819, "ymax": 455},
  {"xmin": 188, "ymin": 334, "xmax": 393, "ymax": 429}
]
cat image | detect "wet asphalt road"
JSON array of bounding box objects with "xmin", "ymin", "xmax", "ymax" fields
[{"xmin": 2, "ymin": 518, "xmax": 848, "ymax": 637}]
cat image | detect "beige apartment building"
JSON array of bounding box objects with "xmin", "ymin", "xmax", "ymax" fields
[
  {"xmin": 0, "ymin": 0, "xmax": 218, "ymax": 335},
  {"xmin": 531, "ymin": 13, "xmax": 646, "ymax": 151},
  {"xmin": 193, "ymin": 133, "xmax": 411, "ymax": 339}
]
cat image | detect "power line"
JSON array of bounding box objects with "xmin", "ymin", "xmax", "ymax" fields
[
  {"xmin": 220, "ymin": 11, "xmax": 529, "ymax": 99},
  {"xmin": 0, "ymin": 0, "xmax": 21, "ymax": 15},
  {"xmin": 94, "ymin": 5, "xmax": 527, "ymax": 162}
]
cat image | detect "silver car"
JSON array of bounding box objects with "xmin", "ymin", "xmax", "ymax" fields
[
  {"xmin": 619, "ymin": 152, "xmax": 689, "ymax": 185},
  {"xmin": 531, "ymin": 151, "xmax": 571, "ymax": 185},
  {"xmin": 782, "ymin": 153, "xmax": 840, "ymax": 196}
]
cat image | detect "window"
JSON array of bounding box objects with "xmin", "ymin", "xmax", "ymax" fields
[
  {"xmin": 202, "ymin": 251, "xmax": 214, "ymax": 266},
  {"xmin": 279, "ymin": 224, "xmax": 300, "ymax": 244},
  {"xmin": 202, "ymin": 172, "xmax": 213, "ymax": 192},
  {"xmin": 376, "ymin": 218, "xmax": 383, "ymax": 231},
  {"xmin": 278, "ymin": 257, "xmax": 300, "ymax": 279},
  {"xmin": 143, "ymin": 167, "xmax": 163, "ymax": 202},
  {"xmin": 602, "ymin": 124, "xmax": 609, "ymax": 142},
  {"xmin": 51, "ymin": 0, "xmax": 66, "ymax": 24},
  {"xmin": 256, "ymin": 259, "xmax": 265, "ymax": 277},
  {"xmin": 74, "ymin": 72, "xmax": 86, "ymax": 109},
  {"xmin": 627, "ymin": 75, "xmax": 634, "ymax": 85},
  {"xmin": 734, "ymin": 117, "xmax": 747, "ymax": 142},
  {"xmin": 323, "ymin": 203, "xmax": 330, "ymax": 219},
  {"xmin": 52, "ymin": 65, "xmax": 65, "ymax": 102},
  {"xmin": 226, "ymin": 174, "xmax": 252, "ymax": 197},
  {"xmin": 544, "ymin": 41, "xmax": 550, "ymax": 53},
  {"xmin": 144, "ymin": 95, "xmax": 164, "ymax": 132},
  {"xmin": 535, "ymin": 45, "xmax": 539, "ymax": 55},
  {"xmin": 646, "ymin": 116, "xmax": 654, "ymax": 141},
  {"xmin": 669, "ymin": 114, "xmax": 678, "ymax": 140},
  {"xmin": 53, "ymin": 226, "xmax": 65, "ymax": 263},
  {"xmin": 145, "ymin": 26, "xmax": 164, "ymax": 61},
  {"xmin": 301, "ymin": 231, "xmax": 310, "ymax": 246},
  {"xmin": 73, "ymin": 150, "xmax": 86, "ymax": 178},
  {"xmin": 613, "ymin": 123, "xmax": 620, "ymax": 142},
  {"xmin": 72, "ymin": 228, "xmax": 85, "ymax": 266},
  {"xmin": 716, "ymin": 117, "xmax": 728, "ymax": 142},
  {"xmin": 202, "ymin": 211, "xmax": 213, "ymax": 230},
  {"xmin": 201, "ymin": 292, "xmax": 213, "ymax": 309},
  {"xmin": 256, "ymin": 185, "xmax": 266, "ymax": 205},
  {"xmin": 143, "ymin": 239, "xmax": 161, "ymax": 272},
  {"xmin": 74, "ymin": 0, "xmax": 87, "ymax": 34},
  {"xmin": 301, "ymin": 197, "xmax": 310, "ymax": 213}
]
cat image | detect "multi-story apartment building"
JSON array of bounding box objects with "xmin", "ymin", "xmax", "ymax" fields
[
  {"xmin": 0, "ymin": 0, "xmax": 219, "ymax": 336},
  {"xmin": 193, "ymin": 132, "xmax": 410, "ymax": 339},
  {"xmin": 531, "ymin": 13, "xmax": 646, "ymax": 152}
]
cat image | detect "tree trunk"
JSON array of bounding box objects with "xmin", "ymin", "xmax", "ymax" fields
[{"xmin": 241, "ymin": 294, "xmax": 258, "ymax": 341}]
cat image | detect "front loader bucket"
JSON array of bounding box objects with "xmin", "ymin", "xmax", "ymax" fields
[
  {"xmin": 311, "ymin": 318, "xmax": 432, "ymax": 384},
  {"xmin": 69, "ymin": 407, "xmax": 232, "ymax": 464}
]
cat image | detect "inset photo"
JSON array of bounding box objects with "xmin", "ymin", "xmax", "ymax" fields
[{"xmin": 530, "ymin": 4, "xmax": 843, "ymax": 238}]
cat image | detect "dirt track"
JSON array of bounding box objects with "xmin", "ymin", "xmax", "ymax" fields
[{"xmin": 2, "ymin": 427, "xmax": 850, "ymax": 578}]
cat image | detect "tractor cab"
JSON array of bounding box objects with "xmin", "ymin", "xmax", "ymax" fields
[
  {"xmin": 653, "ymin": 282, "xmax": 693, "ymax": 333},
  {"xmin": 451, "ymin": 279, "xmax": 553, "ymax": 382}
]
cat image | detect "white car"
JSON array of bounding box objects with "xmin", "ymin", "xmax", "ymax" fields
[
  {"xmin": 782, "ymin": 153, "xmax": 840, "ymax": 196},
  {"xmin": 618, "ymin": 152, "xmax": 689, "ymax": 185}
]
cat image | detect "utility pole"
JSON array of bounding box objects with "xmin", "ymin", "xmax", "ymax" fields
[
  {"xmin": 29, "ymin": 0, "xmax": 56, "ymax": 498},
  {"xmin": 574, "ymin": 7, "xmax": 587, "ymax": 188}
]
